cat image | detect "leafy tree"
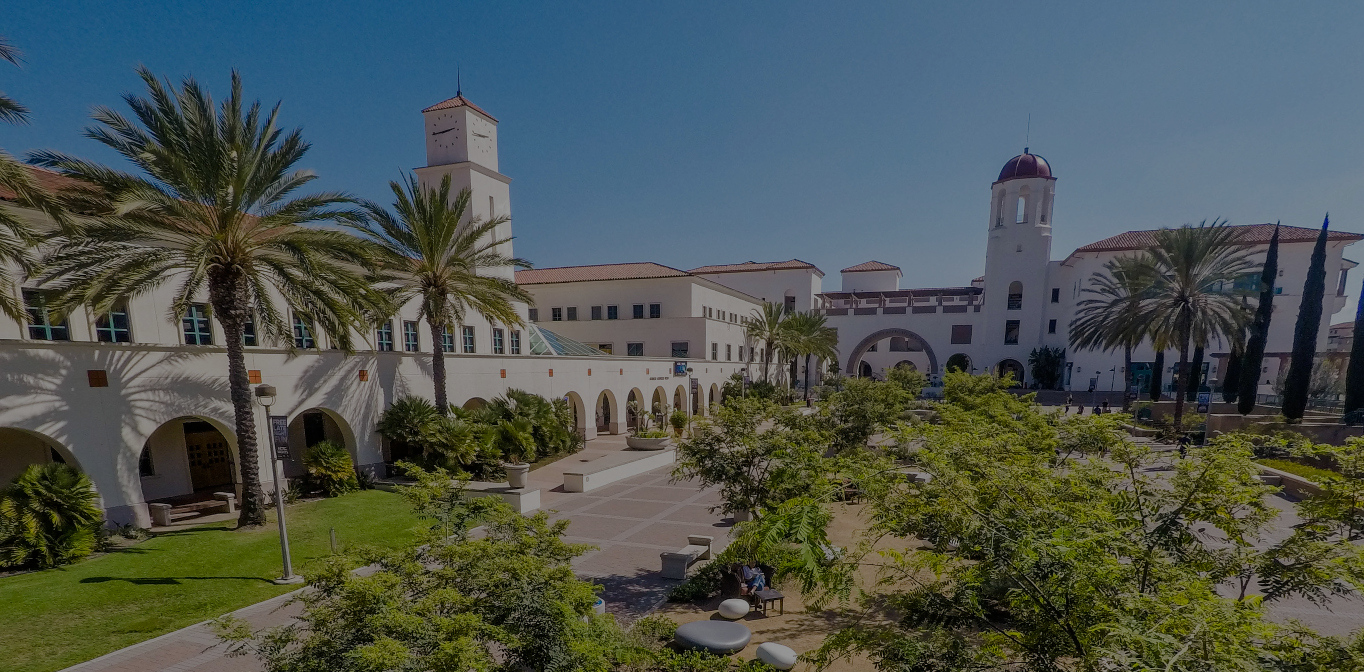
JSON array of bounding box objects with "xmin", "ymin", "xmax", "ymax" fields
[
  {"xmin": 471, "ymin": 389, "xmax": 582, "ymax": 458},
  {"xmin": 1347, "ymin": 286, "xmax": 1364, "ymax": 415},
  {"xmin": 1284, "ymin": 216, "xmax": 1332, "ymax": 421},
  {"xmin": 782, "ymin": 310, "xmax": 838, "ymax": 401},
  {"xmin": 744, "ymin": 301, "xmax": 788, "ymax": 384},
  {"xmin": 301, "ymin": 440, "xmax": 358, "ymax": 497},
  {"xmin": 1222, "ymin": 341, "xmax": 1243, "ymax": 403},
  {"xmin": 0, "ymin": 463, "xmax": 104, "ymax": 569},
  {"xmin": 822, "ymin": 376, "xmax": 913, "ymax": 452},
  {"xmin": 1240, "ymin": 223, "xmax": 1281, "ymax": 414},
  {"xmin": 353, "ymin": 173, "xmax": 531, "ymax": 414},
  {"xmin": 32, "ymin": 70, "xmax": 387, "ymax": 527},
  {"xmin": 886, "ymin": 363, "xmax": 927, "ymax": 397},
  {"xmin": 1027, "ymin": 345, "xmax": 1066, "ymax": 390}
]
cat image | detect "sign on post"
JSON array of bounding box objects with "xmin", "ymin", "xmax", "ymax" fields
[
  {"xmin": 1196, "ymin": 391, "xmax": 1211, "ymax": 414},
  {"xmin": 690, "ymin": 377, "xmax": 699, "ymax": 394},
  {"xmin": 269, "ymin": 415, "xmax": 291, "ymax": 460},
  {"xmin": 673, "ymin": 361, "xmax": 688, "ymax": 377}
]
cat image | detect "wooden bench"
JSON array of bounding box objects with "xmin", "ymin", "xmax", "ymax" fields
[{"xmin": 661, "ymin": 534, "xmax": 713, "ymax": 580}]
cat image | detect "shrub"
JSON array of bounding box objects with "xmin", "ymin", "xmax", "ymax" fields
[
  {"xmin": 1257, "ymin": 458, "xmax": 1339, "ymax": 483},
  {"xmin": 0, "ymin": 463, "xmax": 104, "ymax": 569},
  {"xmin": 302, "ymin": 440, "xmax": 359, "ymax": 497},
  {"xmin": 376, "ymin": 395, "xmax": 439, "ymax": 462},
  {"xmin": 669, "ymin": 409, "xmax": 687, "ymax": 434}
]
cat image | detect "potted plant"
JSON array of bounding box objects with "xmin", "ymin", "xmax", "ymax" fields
[
  {"xmin": 669, "ymin": 409, "xmax": 687, "ymax": 437},
  {"xmin": 487, "ymin": 417, "xmax": 536, "ymax": 488},
  {"xmin": 625, "ymin": 400, "xmax": 673, "ymax": 450}
]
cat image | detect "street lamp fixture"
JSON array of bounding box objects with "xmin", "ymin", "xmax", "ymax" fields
[{"xmin": 255, "ymin": 383, "xmax": 301, "ymax": 585}]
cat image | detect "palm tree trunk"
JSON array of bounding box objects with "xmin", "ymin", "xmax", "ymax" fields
[
  {"xmin": 429, "ymin": 319, "xmax": 448, "ymax": 415},
  {"xmin": 1173, "ymin": 339, "xmax": 1190, "ymax": 430},
  {"xmin": 803, "ymin": 353, "xmax": 812, "ymax": 401},
  {"xmin": 762, "ymin": 345, "xmax": 772, "ymax": 383},
  {"xmin": 209, "ymin": 270, "xmax": 267, "ymax": 527},
  {"xmin": 1123, "ymin": 344, "xmax": 1134, "ymax": 412}
]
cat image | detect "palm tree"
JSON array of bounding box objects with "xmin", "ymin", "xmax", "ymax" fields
[
  {"xmin": 1135, "ymin": 221, "xmax": 1256, "ymax": 429},
  {"xmin": 1070, "ymin": 256, "xmax": 1157, "ymax": 408},
  {"xmin": 782, "ymin": 310, "xmax": 838, "ymax": 401},
  {"xmin": 31, "ymin": 69, "xmax": 387, "ymax": 527},
  {"xmin": 744, "ymin": 301, "xmax": 789, "ymax": 383},
  {"xmin": 354, "ymin": 173, "xmax": 531, "ymax": 413}
]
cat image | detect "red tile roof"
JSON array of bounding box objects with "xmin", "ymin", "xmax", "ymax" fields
[
  {"xmin": 687, "ymin": 259, "xmax": 823, "ymax": 276},
  {"xmin": 1075, "ymin": 223, "xmax": 1362, "ymax": 254},
  {"xmin": 841, "ymin": 260, "xmax": 901, "ymax": 273},
  {"xmin": 420, "ymin": 94, "xmax": 498, "ymax": 122},
  {"xmin": 516, "ymin": 262, "xmax": 689, "ymax": 285},
  {"xmin": 0, "ymin": 165, "xmax": 83, "ymax": 203},
  {"xmin": 1331, "ymin": 321, "xmax": 1354, "ymax": 330}
]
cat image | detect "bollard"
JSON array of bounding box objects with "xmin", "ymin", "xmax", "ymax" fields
[{"xmin": 330, "ymin": 527, "xmax": 338, "ymax": 555}]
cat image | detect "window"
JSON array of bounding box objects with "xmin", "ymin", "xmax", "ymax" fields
[
  {"xmin": 509, "ymin": 330, "xmax": 521, "ymax": 354},
  {"xmin": 492, "ymin": 328, "xmax": 505, "ymax": 354},
  {"xmin": 711, "ymin": 342, "xmax": 718, "ymax": 360},
  {"xmin": 551, "ymin": 307, "xmax": 563, "ymax": 321},
  {"xmin": 868, "ymin": 343, "xmax": 877, "ymax": 352},
  {"xmin": 649, "ymin": 303, "xmax": 661, "ymax": 319},
  {"xmin": 1016, "ymin": 194, "xmax": 1027, "ymax": 223},
  {"xmin": 182, "ymin": 304, "xmax": 212, "ymax": 345},
  {"xmin": 403, "ymin": 321, "xmax": 419, "ymax": 352},
  {"xmin": 627, "ymin": 342, "xmax": 644, "ymax": 357},
  {"xmin": 784, "ymin": 296, "xmax": 796, "ymax": 313},
  {"xmin": 951, "ymin": 325, "xmax": 972, "ymax": 344},
  {"xmin": 726, "ymin": 344, "xmax": 732, "ymax": 361},
  {"xmin": 528, "ymin": 308, "xmax": 539, "ymax": 322},
  {"xmin": 242, "ymin": 318, "xmax": 257, "ymax": 346},
  {"xmin": 598, "ymin": 343, "xmax": 613, "ymax": 355},
  {"xmin": 632, "ymin": 304, "xmax": 645, "ymax": 319},
  {"xmin": 292, "ymin": 314, "xmax": 315, "ymax": 349},
  {"xmin": 1048, "ymin": 319, "xmax": 1057, "ymax": 334},
  {"xmin": 23, "ymin": 290, "xmax": 70, "ymax": 341},
  {"xmin": 95, "ymin": 303, "xmax": 132, "ymax": 343},
  {"xmin": 441, "ymin": 326, "xmax": 455, "ymax": 353},
  {"xmin": 737, "ymin": 345, "xmax": 744, "ymax": 361},
  {"xmin": 462, "ymin": 325, "xmax": 475, "ymax": 353},
  {"xmin": 1004, "ymin": 320, "xmax": 1020, "ymax": 345},
  {"xmin": 607, "ymin": 305, "xmax": 619, "ymax": 320},
  {"xmin": 672, "ymin": 341, "xmax": 689, "ymax": 358},
  {"xmin": 376, "ymin": 321, "xmax": 394, "ymax": 351},
  {"xmin": 567, "ymin": 307, "xmax": 578, "ymax": 321},
  {"xmin": 1050, "ymin": 288, "xmax": 1060, "ymax": 303},
  {"xmin": 591, "ymin": 306, "xmax": 602, "ymax": 320},
  {"xmin": 1007, "ymin": 281, "xmax": 1023, "ymax": 310},
  {"xmin": 138, "ymin": 443, "xmax": 155, "ymax": 477}
]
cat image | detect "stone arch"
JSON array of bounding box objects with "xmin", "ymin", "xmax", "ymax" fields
[
  {"xmin": 595, "ymin": 389, "xmax": 620, "ymax": 434},
  {"xmin": 709, "ymin": 383, "xmax": 720, "ymax": 413},
  {"xmin": 461, "ymin": 397, "xmax": 488, "ymax": 410},
  {"xmin": 286, "ymin": 407, "xmax": 360, "ymax": 477},
  {"xmin": 945, "ymin": 353, "xmax": 971, "ymax": 373},
  {"xmin": 0, "ymin": 426, "xmax": 84, "ymax": 487},
  {"xmin": 997, "ymin": 359, "xmax": 1025, "ymax": 386},
  {"xmin": 626, "ymin": 388, "xmax": 644, "ymax": 430},
  {"xmin": 137, "ymin": 415, "xmax": 240, "ymax": 505},
  {"xmin": 846, "ymin": 328, "xmax": 938, "ymax": 378},
  {"xmin": 894, "ymin": 360, "xmax": 917, "ymax": 371},
  {"xmin": 651, "ymin": 387, "xmax": 668, "ymax": 424},
  {"xmin": 674, "ymin": 385, "xmax": 688, "ymax": 415},
  {"xmin": 563, "ymin": 391, "xmax": 587, "ymax": 438}
]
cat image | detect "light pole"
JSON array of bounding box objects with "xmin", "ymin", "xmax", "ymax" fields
[{"xmin": 255, "ymin": 384, "xmax": 302, "ymax": 585}]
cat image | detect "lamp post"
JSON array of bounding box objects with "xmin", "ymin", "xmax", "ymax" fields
[{"xmin": 255, "ymin": 384, "xmax": 302, "ymax": 585}]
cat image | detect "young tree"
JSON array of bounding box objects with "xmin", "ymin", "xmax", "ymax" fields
[
  {"xmin": 1239, "ymin": 224, "xmax": 1281, "ymax": 414},
  {"xmin": 1283, "ymin": 216, "xmax": 1332, "ymax": 421},
  {"xmin": 32, "ymin": 70, "xmax": 387, "ymax": 527},
  {"xmin": 353, "ymin": 174, "xmax": 531, "ymax": 413},
  {"xmin": 1345, "ymin": 284, "xmax": 1364, "ymax": 415},
  {"xmin": 1027, "ymin": 345, "xmax": 1066, "ymax": 390}
]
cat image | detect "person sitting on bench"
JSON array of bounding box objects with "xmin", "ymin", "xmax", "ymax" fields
[{"xmin": 741, "ymin": 560, "xmax": 766, "ymax": 595}]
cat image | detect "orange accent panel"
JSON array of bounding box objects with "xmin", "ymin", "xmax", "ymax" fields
[
  {"xmin": 358, "ymin": 369, "xmax": 369, "ymax": 381},
  {"xmin": 248, "ymin": 370, "xmax": 262, "ymax": 384},
  {"xmin": 500, "ymin": 369, "xmax": 506, "ymax": 378},
  {"xmin": 87, "ymin": 370, "xmax": 108, "ymax": 387}
]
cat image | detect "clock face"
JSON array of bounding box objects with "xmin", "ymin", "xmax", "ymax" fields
[{"xmin": 430, "ymin": 113, "xmax": 461, "ymax": 148}]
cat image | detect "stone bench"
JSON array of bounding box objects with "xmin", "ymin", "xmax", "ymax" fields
[
  {"xmin": 563, "ymin": 448, "xmax": 676, "ymax": 492},
  {"xmin": 147, "ymin": 493, "xmax": 236, "ymax": 527},
  {"xmin": 661, "ymin": 534, "xmax": 713, "ymax": 580}
]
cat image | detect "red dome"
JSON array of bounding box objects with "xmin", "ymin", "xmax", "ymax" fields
[{"xmin": 996, "ymin": 150, "xmax": 1053, "ymax": 183}]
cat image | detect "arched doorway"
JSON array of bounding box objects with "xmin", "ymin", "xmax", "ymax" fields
[
  {"xmin": 596, "ymin": 390, "xmax": 619, "ymax": 434},
  {"xmin": 859, "ymin": 361, "xmax": 873, "ymax": 378},
  {"xmin": 709, "ymin": 383, "xmax": 720, "ymax": 413},
  {"xmin": 651, "ymin": 387, "xmax": 668, "ymax": 425},
  {"xmin": 138, "ymin": 416, "xmax": 239, "ymax": 503},
  {"xmin": 0, "ymin": 427, "xmax": 81, "ymax": 489},
  {"xmin": 945, "ymin": 353, "xmax": 971, "ymax": 373},
  {"xmin": 894, "ymin": 360, "xmax": 917, "ymax": 371},
  {"xmin": 461, "ymin": 397, "xmax": 488, "ymax": 410},
  {"xmin": 626, "ymin": 388, "xmax": 643, "ymax": 430},
  {"xmin": 674, "ymin": 385, "xmax": 687, "ymax": 415},
  {"xmin": 997, "ymin": 359, "xmax": 1025, "ymax": 386},
  {"xmin": 286, "ymin": 408, "xmax": 358, "ymax": 478},
  {"xmin": 564, "ymin": 391, "xmax": 587, "ymax": 438},
  {"xmin": 846, "ymin": 328, "xmax": 939, "ymax": 380}
]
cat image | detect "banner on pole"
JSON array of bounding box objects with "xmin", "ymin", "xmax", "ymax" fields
[{"xmin": 269, "ymin": 415, "xmax": 291, "ymax": 460}]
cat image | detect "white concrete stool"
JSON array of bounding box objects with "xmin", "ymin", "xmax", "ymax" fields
[
  {"xmin": 756, "ymin": 642, "xmax": 799, "ymax": 670},
  {"xmin": 718, "ymin": 598, "xmax": 750, "ymax": 620}
]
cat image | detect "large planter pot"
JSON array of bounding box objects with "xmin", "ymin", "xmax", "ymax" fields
[
  {"xmin": 626, "ymin": 436, "xmax": 672, "ymax": 451},
  {"xmin": 505, "ymin": 463, "xmax": 531, "ymax": 489},
  {"xmin": 730, "ymin": 508, "xmax": 753, "ymax": 522}
]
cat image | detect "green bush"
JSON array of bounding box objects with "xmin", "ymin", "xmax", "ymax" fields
[
  {"xmin": 303, "ymin": 440, "xmax": 359, "ymax": 497},
  {"xmin": 1257, "ymin": 458, "xmax": 1339, "ymax": 483},
  {"xmin": 669, "ymin": 409, "xmax": 687, "ymax": 434},
  {"xmin": 0, "ymin": 463, "xmax": 104, "ymax": 569}
]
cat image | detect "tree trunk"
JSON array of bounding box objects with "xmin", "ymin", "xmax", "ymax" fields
[
  {"xmin": 1184, "ymin": 346, "xmax": 1205, "ymax": 402},
  {"xmin": 1173, "ymin": 340, "xmax": 1190, "ymax": 430},
  {"xmin": 1123, "ymin": 344, "xmax": 1133, "ymax": 411},
  {"xmin": 803, "ymin": 353, "xmax": 812, "ymax": 401},
  {"xmin": 429, "ymin": 319, "xmax": 448, "ymax": 415},
  {"xmin": 1150, "ymin": 351, "xmax": 1165, "ymax": 402},
  {"xmin": 208, "ymin": 268, "xmax": 267, "ymax": 528}
]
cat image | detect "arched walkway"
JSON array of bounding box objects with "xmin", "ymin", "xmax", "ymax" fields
[
  {"xmin": 0, "ymin": 427, "xmax": 82, "ymax": 487},
  {"xmin": 845, "ymin": 328, "xmax": 938, "ymax": 379},
  {"xmin": 285, "ymin": 407, "xmax": 359, "ymax": 478},
  {"xmin": 626, "ymin": 388, "xmax": 643, "ymax": 430},
  {"xmin": 997, "ymin": 359, "xmax": 1025, "ymax": 386},
  {"xmin": 596, "ymin": 390, "xmax": 620, "ymax": 434},
  {"xmin": 894, "ymin": 360, "xmax": 917, "ymax": 371},
  {"xmin": 709, "ymin": 383, "xmax": 720, "ymax": 414},
  {"xmin": 137, "ymin": 416, "xmax": 240, "ymax": 503},
  {"xmin": 564, "ymin": 391, "xmax": 588, "ymax": 439},
  {"xmin": 674, "ymin": 385, "xmax": 687, "ymax": 415},
  {"xmin": 651, "ymin": 387, "xmax": 668, "ymax": 425},
  {"xmin": 945, "ymin": 353, "xmax": 971, "ymax": 373}
]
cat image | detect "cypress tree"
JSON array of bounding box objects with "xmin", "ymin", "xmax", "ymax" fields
[
  {"xmin": 1282, "ymin": 215, "xmax": 1331, "ymax": 421},
  {"xmin": 1221, "ymin": 346, "xmax": 1242, "ymax": 403},
  {"xmin": 1150, "ymin": 351, "xmax": 1165, "ymax": 401},
  {"xmin": 1345, "ymin": 281, "xmax": 1364, "ymax": 414},
  {"xmin": 1238, "ymin": 224, "xmax": 1280, "ymax": 414},
  {"xmin": 1184, "ymin": 345, "xmax": 1205, "ymax": 402}
]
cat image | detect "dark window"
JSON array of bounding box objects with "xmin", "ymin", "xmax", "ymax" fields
[
  {"xmin": 672, "ymin": 341, "xmax": 689, "ymax": 358},
  {"xmin": 567, "ymin": 307, "xmax": 578, "ymax": 321},
  {"xmin": 182, "ymin": 304, "xmax": 212, "ymax": 345},
  {"xmin": 628, "ymin": 342, "xmax": 644, "ymax": 357},
  {"xmin": 649, "ymin": 303, "xmax": 661, "ymax": 318},
  {"xmin": 1048, "ymin": 319, "xmax": 1057, "ymax": 334},
  {"xmin": 711, "ymin": 342, "xmax": 718, "ymax": 360},
  {"xmin": 493, "ymin": 328, "xmax": 505, "ymax": 354},
  {"xmin": 1050, "ymin": 288, "xmax": 1060, "ymax": 303},
  {"xmin": 632, "ymin": 304, "xmax": 645, "ymax": 319},
  {"xmin": 607, "ymin": 305, "xmax": 618, "ymax": 320},
  {"xmin": 96, "ymin": 304, "xmax": 132, "ymax": 343},
  {"xmin": 441, "ymin": 326, "xmax": 455, "ymax": 352},
  {"xmin": 509, "ymin": 330, "xmax": 521, "ymax": 354},
  {"xmin": 1007, "ymin": 281, "xmax": 1023, "ymax": 310},
  {"xmin": 23, "ymin": 290, "xmax": 70, "ymax": 341},
  {"xmin": 591, "ymin": 306, "xmax": 602, "ymax": 320},
  {"xmin": 784, "ymin": 296, "xmax": 796, "ymax": 313},
  {"xmin": 242, "ymin": 318, "xmax": 257, "ymax": 346},
  {"xmin": 462, "ymin": 325, "xmax": 475, "ymax": 353},
  {"xmin": 303, "ymin": 412, "xmax": 326, "ymax": 447},
  {"xmin": 551, "ymin": 307, "xmax": 562, "ymax": 321},
  {"xmin": 528, "ymin": 308, "xmax": 539, "ymax": 322},
  {"xmin": 292, "ymin": 314, "xmax": 315, "ymax": 349},
  {"xmin": 1004, "ymin": 320, "xmax": 1020, "ymax": 345},
  {"xmin": 726, "ymin": 344, "xmax": 732, "ymax": 361},
  {"xmin": 138, "ymin": 442, "xmax": 155, "ymax": 477},
  {"xmin": 403, "ymin": 320, "xmax": 419, "ymax": 352},
  {"xmin": 376, "ymin": 321, "xmax": 394, "ymax": 351}
]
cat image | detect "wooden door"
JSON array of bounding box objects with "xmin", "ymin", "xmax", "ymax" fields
[{"xmin": 184, "ymin": 422, "xmax": 232, "ymax": 491}]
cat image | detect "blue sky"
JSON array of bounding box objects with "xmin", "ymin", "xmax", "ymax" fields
[{"xmin": 5, "ymin": 2, "xmax": 1364, "ymax": 316}]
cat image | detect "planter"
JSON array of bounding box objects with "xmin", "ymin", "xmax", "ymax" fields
[
  {"xmin": 730, "ymin": 508, "xmax": 753, "ymax": 522},
  {"xmin": 505, "ymin": 463, "xmax": 531, "ymax": 489},
  {"xmin": 626, "ymin": 436, "xmax": 672, "ymax": 451}
]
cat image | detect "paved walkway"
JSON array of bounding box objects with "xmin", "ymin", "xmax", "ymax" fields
[{"xmin": 61, "ymin": 435, "xmax": 730, "ymax": 672}]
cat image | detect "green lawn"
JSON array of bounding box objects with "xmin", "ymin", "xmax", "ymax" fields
[
  {"xmin": 1257, "ymin": 458, "xmax": 1339, "ymax": 483},
  {"xmin": 0, "ymin": 489, "xmax": 423, "ymax": 672}
]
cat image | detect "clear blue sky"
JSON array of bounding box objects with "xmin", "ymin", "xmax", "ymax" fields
[{"xmin": 5, "ymin": 2, "xmax": 1364, "ymax": 316}]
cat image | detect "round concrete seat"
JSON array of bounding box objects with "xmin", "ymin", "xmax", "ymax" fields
[
  {"xmin": 717, "ymin": 598, "xmax": 750, "ymax": 620},
  {"xmin": 674, "ymin": 620, "xmax": 752, "ymax": 655},
  {"xmin": 756, "ymin": 642, "xmax": 798, "ymax": 670}
]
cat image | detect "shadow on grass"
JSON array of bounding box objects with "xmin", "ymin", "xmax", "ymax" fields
[{"xmin": 80, "ymin": 575, "xmax": 275, "ymax": 585}]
